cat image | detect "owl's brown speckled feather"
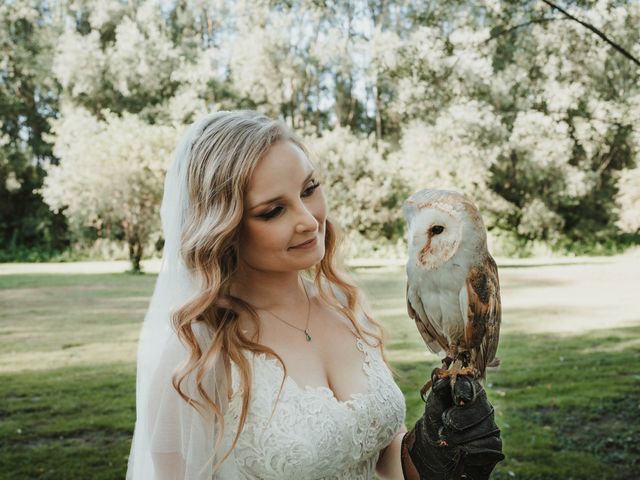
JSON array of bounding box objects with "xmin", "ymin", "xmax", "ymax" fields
[{"xmin": 465, "ymin": 255, "xmax": 501, "ymax": 378}]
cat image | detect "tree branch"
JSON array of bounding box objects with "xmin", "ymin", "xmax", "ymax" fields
[
  {"xmin": 483, "ymin": 17, "xmax": 569, "ymax": 44},
  {"xmin": 540, "ymin": 0, "xmax": 640, "ymax": 67}
]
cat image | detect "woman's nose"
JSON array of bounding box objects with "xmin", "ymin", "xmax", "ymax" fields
[{"xmin": 294, "ymin": 201, "xmax": 319, "ymax": 232}]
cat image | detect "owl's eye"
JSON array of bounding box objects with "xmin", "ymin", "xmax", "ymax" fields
[{"xmin": 430, "ymin": 225, "xmax": 445, "ymax": 235}]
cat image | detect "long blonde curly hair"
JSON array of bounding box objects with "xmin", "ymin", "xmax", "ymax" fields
[{"xmin": 170, "ymin": 110, "xmax": 390, "ymax": 473}]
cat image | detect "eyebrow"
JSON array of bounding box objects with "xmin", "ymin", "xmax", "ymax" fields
[{"xmin": 249, "ymin": 170, "xmax": 315, "ymax": 210}]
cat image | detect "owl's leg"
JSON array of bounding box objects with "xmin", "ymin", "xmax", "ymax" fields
[
  {"xmin": 457, "ymin": 350, "xmax": 471, "ymax": 368},
  {"xmin": 419, "ymin": 350, "xmax": 463, "ymax": 402},
  {"xmin": 442, "ymin": 355, "xmax": 454, "ymax": 369}
]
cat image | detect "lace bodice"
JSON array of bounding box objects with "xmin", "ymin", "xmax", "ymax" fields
[{"xmin": 215, "ymin": 333, "xmax": 406, "ymax": 479}]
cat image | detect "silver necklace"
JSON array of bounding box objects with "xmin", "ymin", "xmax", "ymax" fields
[{"xmin": 258, "ymin": 279, "xmax": 312, "ymax": 342}]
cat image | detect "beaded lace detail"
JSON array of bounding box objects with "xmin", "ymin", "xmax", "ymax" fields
[{"xmin": 222, "ymin": 335, "xmax": 406, "ymax": 479}]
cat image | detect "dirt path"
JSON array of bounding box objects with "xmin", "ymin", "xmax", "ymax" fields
[{"xmin": 499, "ymin": 255, "xmax": 640, "ymax": 335}]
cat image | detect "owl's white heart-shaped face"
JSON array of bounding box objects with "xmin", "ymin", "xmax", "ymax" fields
[{"xmin": 406, "ymin": 202, "xmax": 463, "ymax": 270}]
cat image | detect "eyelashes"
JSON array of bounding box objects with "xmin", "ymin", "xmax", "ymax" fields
[
  {"xmin": 259, "ymin": 180, "xmax": 321, "ymax": 220},
  {"xmin": 305, "ymin": 180, "xmax": 321, "ymax": 197}
]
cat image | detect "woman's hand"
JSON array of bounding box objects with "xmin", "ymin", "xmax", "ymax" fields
[{"xmin": 400, "ymin": 369, "xmax": 504, "ymax": 480}]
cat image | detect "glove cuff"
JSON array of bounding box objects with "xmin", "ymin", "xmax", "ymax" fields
[
  {"xmin": 400, "ymin": 431, "xmax": 421, "ymax": 480},
  {"xmin": 405, "ymin": 420, "xmax": 465, "ymax": 480}
]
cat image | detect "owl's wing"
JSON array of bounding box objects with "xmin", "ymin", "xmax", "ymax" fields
[
  {"xmin": 461, "ymin": 254, "xmax": 501, "ymax": 378},
  {"xmin": 406, "ymin": 282, "xmax": 448, "ymax": 354}
]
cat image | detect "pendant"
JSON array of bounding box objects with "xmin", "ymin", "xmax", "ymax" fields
[{"xmin": 304, "ymin": 329, "xmax": 312, "ymax": 342}]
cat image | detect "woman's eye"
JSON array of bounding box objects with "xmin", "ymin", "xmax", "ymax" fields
[
  {"xmin": 302, "ymin": 180, "xmax": 321, "ymax": 197},
  {"xmin": 260, "ymin": 207, "xmax": 283, "ymax": 220},
  {"xmin": 259, "ymin": 181, "xmax": 321, "ymax": 221}
]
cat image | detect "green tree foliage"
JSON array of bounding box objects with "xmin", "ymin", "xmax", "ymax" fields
[
  {"xmin": 0, "ymin": 2, "xmax": 66, "ymax": 260},
  {"xmin": 378, "ymin": 0, "xmax": 640, "ymax": 250},
  {"xmin": 484, "ymin": 1, "xmax": 640, "ymax": 247},
  {"xmin": 3, "ymin": 0, "xmax": 640, "ymax": 265}
]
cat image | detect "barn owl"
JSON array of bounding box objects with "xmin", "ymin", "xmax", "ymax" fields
[{"xmin": 402, "ymin": 189, "xmax": 501, "ymax": 404}]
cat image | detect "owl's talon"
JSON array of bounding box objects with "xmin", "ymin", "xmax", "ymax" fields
[
  {"xmin": 421, "ymin": 366, "xmax": 452, "ymax": 402},
  {"xmin": 420, "ymin": 380, "xmax": 432, "ymax": 403}
]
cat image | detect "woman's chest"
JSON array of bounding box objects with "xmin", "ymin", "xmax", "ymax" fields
[
  {"xmin": 240, "ymin": 301, "xmax": 372, "ymax": 402},
  {"xmin": 223, "ymin": 338, "xmax": 406, "ymax": 479}
]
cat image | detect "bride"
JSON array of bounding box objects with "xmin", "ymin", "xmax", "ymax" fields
[{"xmin": 126, "ymin": 110, "xmax": 503, "ymax": 479}]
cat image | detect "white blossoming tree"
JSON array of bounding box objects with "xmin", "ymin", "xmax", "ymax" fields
[
  {"xmin": 304, "ymin": 126, "xmax": 410, "ymax": 258},
  {"xmin": 41, "ymin": 108, "xmax": 177, "ymax": 271},
  {"xmin": 10, "ymin": 0, "xmax": 639, "ymax": 261}
]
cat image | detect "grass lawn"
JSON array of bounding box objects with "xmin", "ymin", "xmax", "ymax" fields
[{"xmin": 1, "ymin": 257, "xmax": 639, "ymax": 479}]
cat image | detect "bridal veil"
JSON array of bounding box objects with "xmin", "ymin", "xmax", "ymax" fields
[{"xmin": 126, "ymin": 112, "xmax": 236, "ymax": 479}]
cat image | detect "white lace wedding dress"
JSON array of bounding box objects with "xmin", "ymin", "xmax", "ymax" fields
[
  {"xmin": 137, "ymin": 279, "xmax": 408, "ymax": 480},
  {"xmin": 214, "ymin": 329, "xmax": 407, "ymax": 479}
]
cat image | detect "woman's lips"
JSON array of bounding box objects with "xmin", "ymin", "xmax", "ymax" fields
[{"xmin": 290, "ymin": 237, "xmax": 317, "ymax": 249}]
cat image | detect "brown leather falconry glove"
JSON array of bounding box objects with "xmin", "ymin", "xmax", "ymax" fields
[{"xmin": 400, "ymin": 369, "xmax": 505, "ymax": 480}]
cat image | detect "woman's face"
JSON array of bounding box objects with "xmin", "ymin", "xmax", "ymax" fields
[{"xmin": 238, "ymin": 140, "xmax": 328, "ymax": 273}]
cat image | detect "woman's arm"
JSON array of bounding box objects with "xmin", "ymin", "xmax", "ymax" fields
[{"xmin": 375, "ymin": 425, "xmax": 408, "ymax": 480}]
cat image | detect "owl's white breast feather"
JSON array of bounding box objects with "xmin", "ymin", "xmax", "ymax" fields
[{"xmin": 407, "ymin": 253, "xmax": 469, "ymax": 349}]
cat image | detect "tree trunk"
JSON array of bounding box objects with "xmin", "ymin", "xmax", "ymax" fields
[
  {"xmin": 128, "ymin": 237, "xmax": 143, "ymax": 273},
  {"xmin": 373, "ymin": 81, "xmax": 382, "ymax": 145}
]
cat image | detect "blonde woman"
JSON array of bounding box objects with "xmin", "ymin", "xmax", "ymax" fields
[{"xmin": 126, "ymin": 111, "xmax": 503, "ymax": 480}]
